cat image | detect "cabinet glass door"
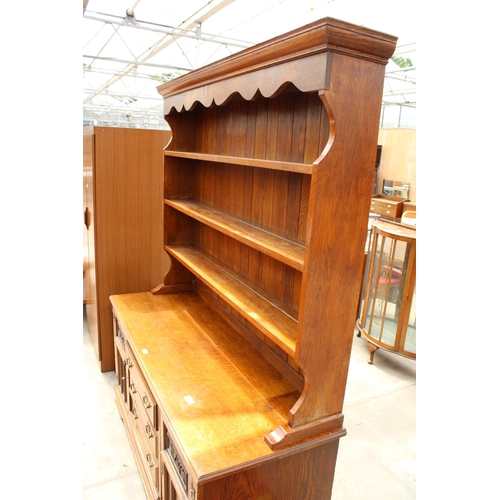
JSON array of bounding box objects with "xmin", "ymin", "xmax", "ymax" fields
[{"xmin": 358, "ymin": 220, "xmax": 416, "ymax": 362}]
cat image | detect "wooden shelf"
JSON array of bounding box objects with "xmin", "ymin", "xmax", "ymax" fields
[
  {"xmin": 165, "ymin": 244, "xmax": 298, "ymax": 357},
  {"xmin": 164, "ymin": 150, "xmax": 313, "ymax": 175},
  {"xmin": 165, "ymin": 198, "xmax": 305, "ymax": 272}
]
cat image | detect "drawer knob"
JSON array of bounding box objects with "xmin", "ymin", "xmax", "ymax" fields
[{"xmin": 146, "ymin": 453, "xmax": 154, "ymax": 468}]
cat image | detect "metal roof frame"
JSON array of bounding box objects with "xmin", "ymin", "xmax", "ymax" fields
[{"xmin": 83, "ymin": 0, "xmax": 416, "ymax": 128}]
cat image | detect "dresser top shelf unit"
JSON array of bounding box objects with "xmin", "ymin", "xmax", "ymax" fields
[{"xmin": 155, "ymin": 16, "xmax": 397, "ymax": 451}]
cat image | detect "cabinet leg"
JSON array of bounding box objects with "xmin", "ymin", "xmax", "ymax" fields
[{"xmin": 367, "ymin": 342, "xmax": 378, "ymax": 364}]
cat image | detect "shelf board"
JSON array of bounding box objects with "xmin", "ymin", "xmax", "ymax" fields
[
  {"xmin": 164, "ymin": 150, "xmax": 312, "ymax": 174},
  {"xmin": 165, "ymin": 244, "xmax": 298, "ymax": 357},
  {"xmin": 165, "ymin": 198, "xmax": 305, "ymax": 272}
]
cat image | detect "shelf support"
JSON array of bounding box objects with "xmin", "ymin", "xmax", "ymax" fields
[
  {"xmin": 265, "ymin": 413, "xmax": 345, "ymax": 450},
  {"xmin": 151, "ymin": 253, "xmax": 194, "ymax": 295}
]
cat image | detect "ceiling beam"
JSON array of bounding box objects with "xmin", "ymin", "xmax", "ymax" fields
[
  {"xmin": 83, "ymin": 54, "xmax": 192, "ymax": 72},
  {"xmin": 83, "ymin": 0, "xmax": 236, "ymax": 105},
  {"xmin": 83, "ymin": 10, "xmax": 251, "ymax": 49}
]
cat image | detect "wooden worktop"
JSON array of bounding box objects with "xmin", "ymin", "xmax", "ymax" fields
[{"xmin": 110, "ymin": 291, "xmax": 300, "ymax": 480}]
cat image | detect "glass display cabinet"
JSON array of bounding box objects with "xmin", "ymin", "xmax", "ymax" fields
[{"xmin": 357, "ymin": 220, "xmax": 416, "ymax": 363}]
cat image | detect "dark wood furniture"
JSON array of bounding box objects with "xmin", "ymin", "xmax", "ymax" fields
[
  {"xmin": 370, "ymin": 194, "xmax": 408, "ymax": 221},
  {"xmin": 83, "ymin": 126, "xmax": 170, "ymax": 372},
  {"xmin": 111, "ymin": 17, "xmax": 396, "ymax": 499}
]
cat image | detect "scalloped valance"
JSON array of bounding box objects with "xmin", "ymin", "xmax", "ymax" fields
[{"xmin": 157, "ymin": 17, "xmax": 397, "ymax": 114}]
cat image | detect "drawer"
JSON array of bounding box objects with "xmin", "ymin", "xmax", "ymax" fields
[
  {"xmin": 379, "ymin": 208, "xmax": 397, "ymax": 218},
  {"xmin": 371, "ymin": 199, "xmax": 396, "ymax": 211},
  {"xmin": 130, "ymin": 395, "xmax": 159, "ymax": 460},
  {"xmin": 127, "ymin": 348, "xmax": 158, "ymax": 430},
  {"xmin": 370, "ymin": 202, "xmax": 397, "ymax": 220},
  {"xmin": 115, "ymin": 323, "xmax": 127, "ymax": 357},
  {"xmin": 113, "ymin": 318, "xmax": 129, "ymax": 399},
  {"xmin": 129, "ymin": 403, "xmax": 160, "ymax": 495},
  {"xmin": 114, "ymin": 342, "xmax": 128, "ymax": 402}
]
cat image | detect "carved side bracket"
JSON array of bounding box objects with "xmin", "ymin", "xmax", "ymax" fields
[
  {"xmin": 265, "ymin": 413, "xmax": 345, "ymax": 450},
  {"xmin": 151, "ymin": 253, "xmax": 194, "ymax": 295}
]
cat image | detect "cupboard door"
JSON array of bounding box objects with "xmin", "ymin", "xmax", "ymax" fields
[{"xmin": 161, "ymin": 461, "xmax": 188, "ymax": 500}]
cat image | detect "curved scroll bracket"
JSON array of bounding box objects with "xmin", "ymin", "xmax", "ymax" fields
[
  {"xmin": 151, "ymin": 252, "xmax": 194, "ymax": 295},
  {"xmin": 264, "ymin": 413, "xmax": 345, "ymax": 450}
]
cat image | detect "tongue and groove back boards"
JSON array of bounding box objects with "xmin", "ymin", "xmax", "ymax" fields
[{"xmin": 156, "ymin": 17, "xmax": 397, "ymax": 444}]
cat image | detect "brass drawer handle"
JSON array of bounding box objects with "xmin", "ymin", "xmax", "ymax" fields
[
  {"xmin": 146, "ymin": 453, "xmax": 154, "ymax": 468},
  {"xmin": 132, "ymin": 407, "xmax": 138, "ymax": 420},
  {"xmin": 117, "ymin": 329, "xmax": 125, "ymax": 349},
  {"xmin": 145, "ymin": 423, "xmax": 154, "ymax": 439},
  {"xmin": 130, "ymin": 382, "xmax": 137, "ymax": 394},
  {"xmin": 142, "ymin": 394, "xmax": 151, "ymax": 409}
]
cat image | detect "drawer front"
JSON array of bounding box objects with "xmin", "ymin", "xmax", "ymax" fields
[
  {"xmin": 371, "ymin": 199, "xmax": 396, "ymax": 211},
  {"xmin": 127, "ymin": 348, "xmax": 158, "ymax": 430},
  {"xmin": 129, "ymin": 403, "xmax": 160, "ymax": 495},
  {"xmin": 380, "ymin": 208, "xmax": 397, "ymax": 218},
  {"xmin": 130, "ymin": 395, "xmax": 159, "ymax": 461},
  {"xmin": 113, "ymin": 317, "xmax": 129, "ymax": 400},
  {"xmin": 114, "ymin": 340, "xmax": 128, "ymax": 402},
  {"xmin": 370, "ymin": 201, "xmax": 397, "ymax": 220},
  {"xmin": 143, "ymin": 450, "xmax": 159, "ymax": 493},
  {"xmin": 115, "ymin": 324, "xmax": 127, "ymax": 357}
]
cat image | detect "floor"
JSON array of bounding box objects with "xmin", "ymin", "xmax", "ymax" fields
[{"xmin": 82, "ymin": 311, "xmax": 416, "ymax": 499}]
